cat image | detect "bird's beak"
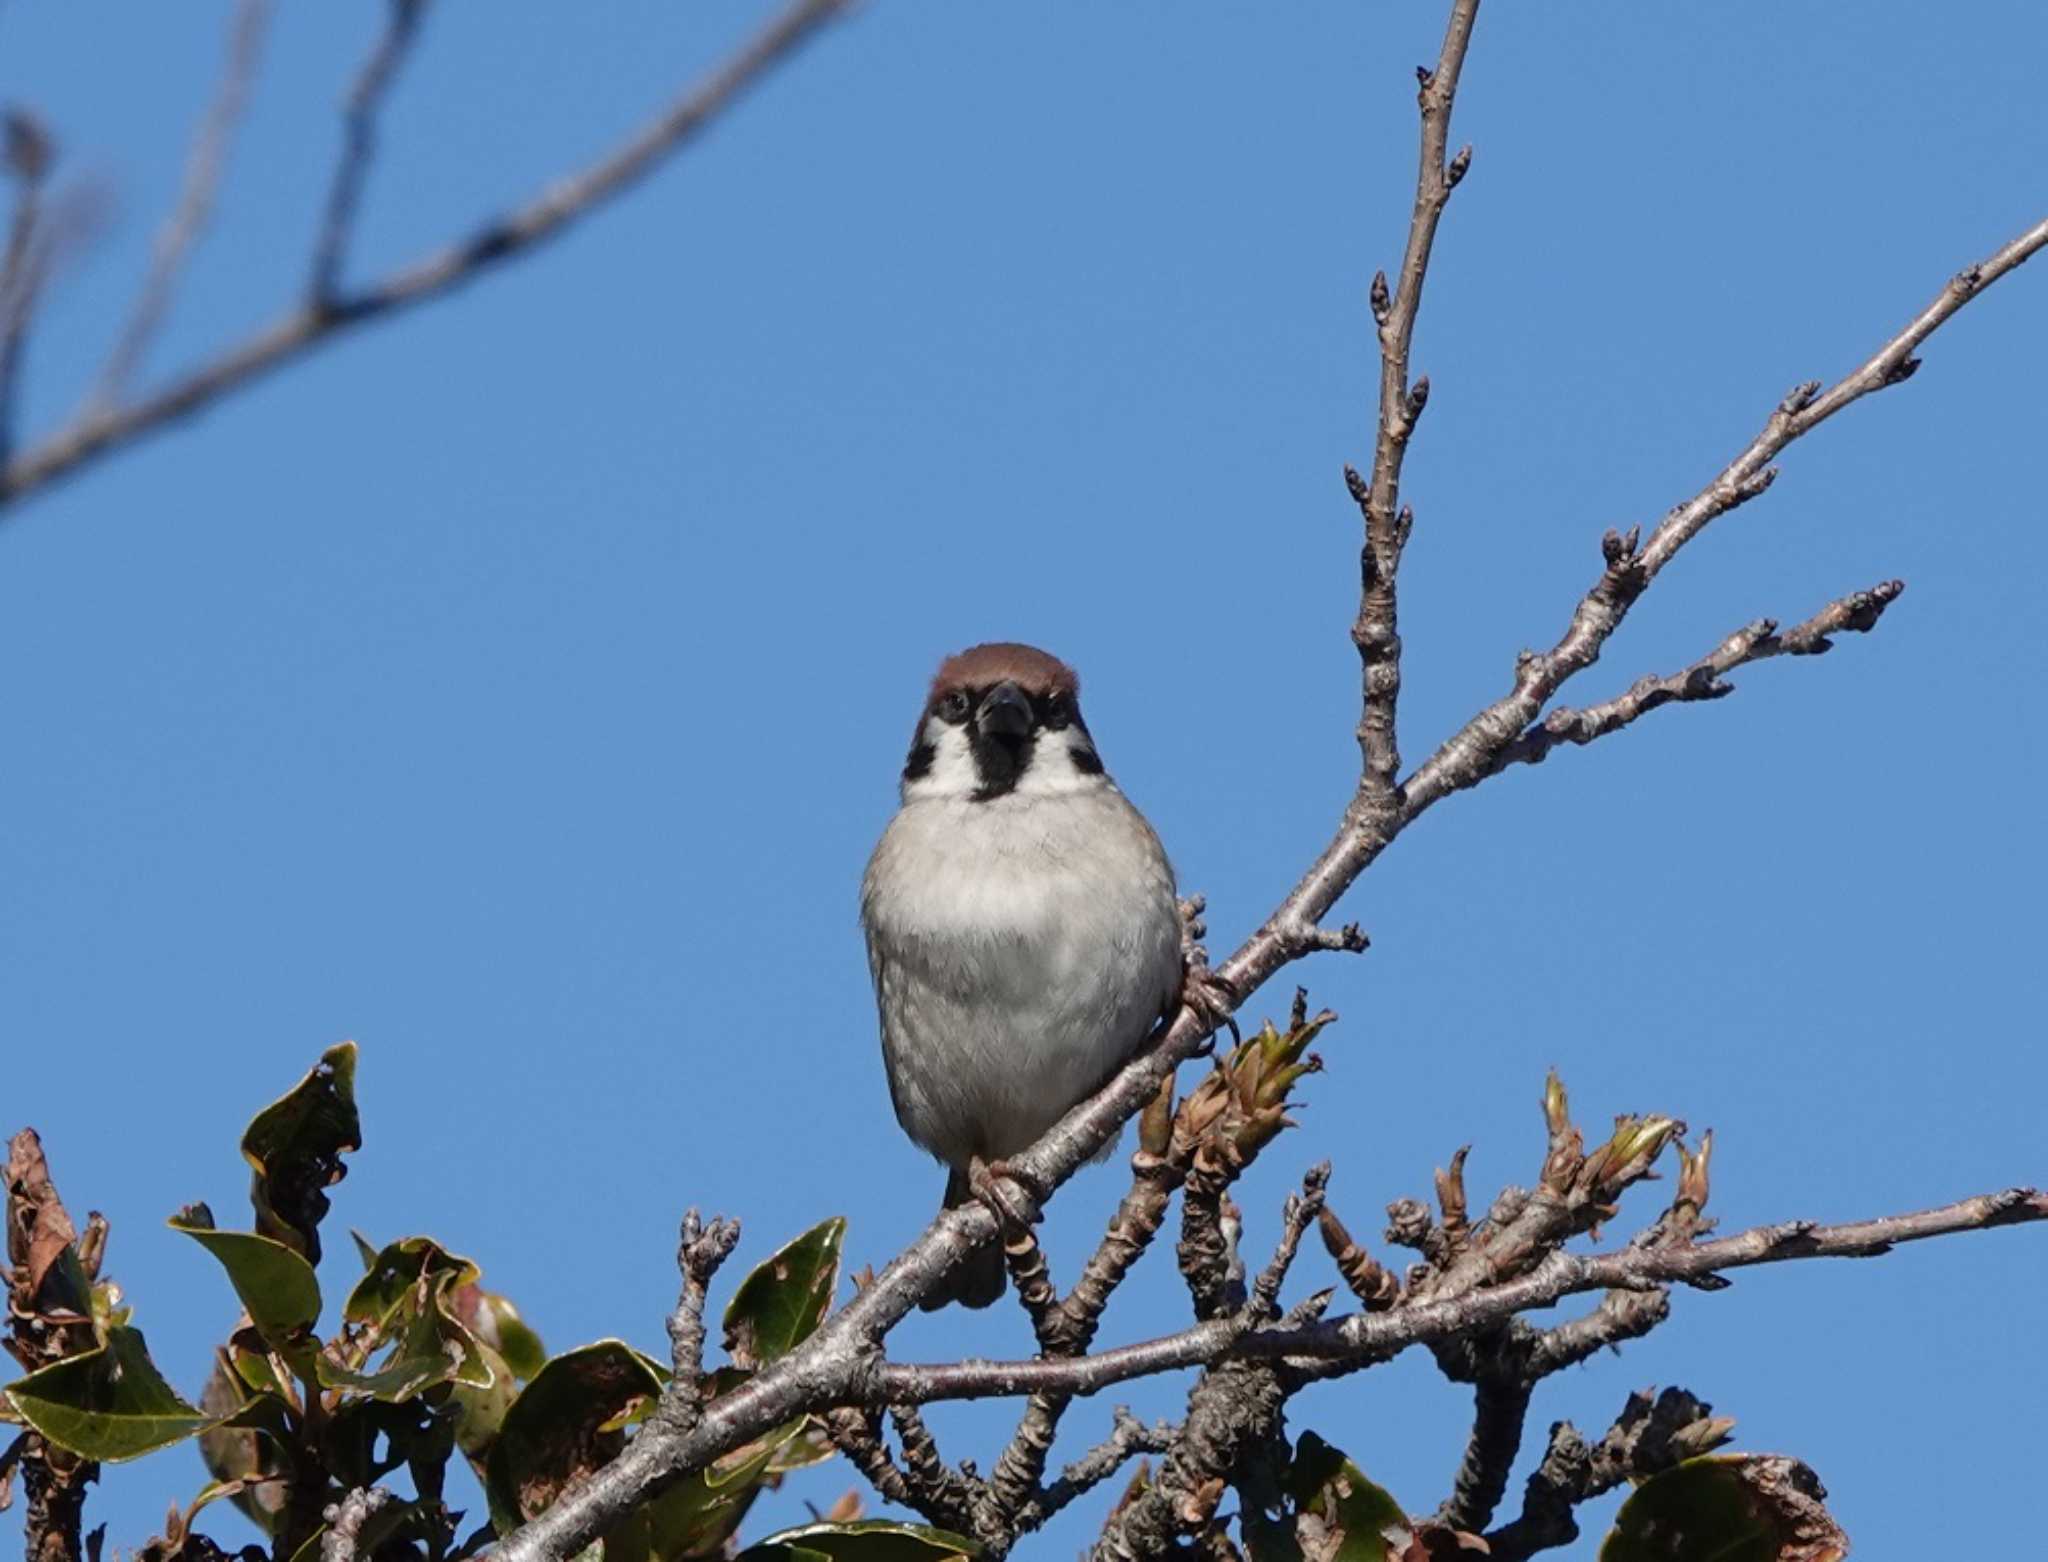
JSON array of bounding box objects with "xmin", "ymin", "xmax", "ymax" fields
[{"xmin": 977, "ymin": 681, "xmax": 1034, "ymax": 741}]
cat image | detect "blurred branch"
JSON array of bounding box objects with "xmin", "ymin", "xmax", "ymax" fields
[
  {"xmin": 91, "ymin": 0, "xmax": 271, "ymax": 409},
  {"xmin": 0, "ymin": 0, "xmax": 854, "ymax": 515},
  {"xmin": 307, "ymin": 0, "xmax": 430, "ymax": 306},
  {"xmin": 0, "ymin": 110, "xmax": 55, "ymax": 473}
]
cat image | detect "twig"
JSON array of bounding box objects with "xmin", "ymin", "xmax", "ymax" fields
[
  {"xmin": 1017, "ymin": 1409, "xmax": 1176, "ymax": 1532},
  {"xmin": 0, "ymin": 0, "xmax": 855, "ymax": 513},
  {"xmin": 484, "ymin": 156, "xmax": 2048, "ymax": 1562},
  {"xmin": 888, "ymin": 1404, "xmax": 980, "ymax": 1536},
  {"xmin": 308, "ymin": 0, "xmax": 431, "ymax": 306},
  {"xmin": 821, "ymin": 1409, "xmax": 914, "ymax": 1509},
  {"xmin": 1406, "ymin": 217, "xmax": 2048, "ymax": 819},
  {"xmin": 92, "ymin": 0, "xmax": 271, "ymax": 408},
  {"xmin": 658, "ymin": 1209, "xmax": 740, "ymax": 1432},
  {"xmin": 1350, "ymin": 0, "xmax": 1483, "ymax": 829},
  {"xmin": 1484, "ymin": 1389, "xmax": 1733, "ymax": 1560},
  {"xmin": 1494, "ymin": 580, "xmax": 1905, "ymax": 773},
  {"xmin": 0, "ymin": 111, "xmax": 54, "ymax": 474},
  {"xmin": 319, "ymin": 1486, "xmax": 394, "ymax": 1562},
  {"xmin": 871, "ymin": 1188, "xmax": 2047, "ymax": 1406}
]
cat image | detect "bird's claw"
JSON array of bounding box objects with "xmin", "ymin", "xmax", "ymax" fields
[
  {"xmin": 1181, "ymin": 946, "xmax": 1241, "ymax": 1053},
  {"xmin": 968, "ymin": 1156, "xmax": 1047, "ymax": 1235}
]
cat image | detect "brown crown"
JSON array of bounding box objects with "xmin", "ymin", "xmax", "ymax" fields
[{"xmin": 928, "ymin": 642, "xmax": 1079, "ymax": 703}]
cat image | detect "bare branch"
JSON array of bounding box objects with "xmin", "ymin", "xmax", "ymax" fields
[
  {"xmin": 657, "ymin": 1208, "xmax": 740, "ymax": 1433},
  {"xmin": 308, "ymin": 0, "xmax": 431, "ymax": 306},
  {"xmin": 871, "ymin": 1188, "xmax": 2046, "ymax": 1407},
  {"xmin": 92, "ymin": 0, "xmax": 271, "ymax": 409},
  {"xmin": 0, "ymin": 0, "xmax": 855, "ymax": 514},
  {"xmin": 1018, "ymin": 1409, "xmax": 1176, "ymax": 1533},
  {"xmin": 1351, "ymin": 0, "xmax": 1483, "ymax": 828},
  {"xmin": 1484, "ymin": 1388, "xmax": 1735, "ymax": 1561},
  {"xmin": 822, "ymin": 1409, "xmax": 914, "ymax": 1510},
  {"xmin": 483, "ymin": 96, "xmax": 2048, "ymax": 1562},
  {"xmin": 0, "ymin": 111, "xmax": 55, "ymax": 475},
  {"xmin": 1495, "ymin": 579, "xmax": 1905, "ymax": 773}
]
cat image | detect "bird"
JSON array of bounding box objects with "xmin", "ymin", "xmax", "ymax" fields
[{"xmin": 861, "ymin": 642, "xmax": 1188, "ymax": 1309}]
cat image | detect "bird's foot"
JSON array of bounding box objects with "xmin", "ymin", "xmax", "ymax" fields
[
  {"xmin": 1181, "ymin": 944, "xmax": 1241, "ymax": 1055},
  {"xmin": 967, "ymin": 1156, "xmax": 1048, "ymax": 1235}
]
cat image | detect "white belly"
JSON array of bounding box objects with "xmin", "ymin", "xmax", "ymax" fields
[{"xmin": 861, "ymin": 785, "xmax": 1182, "ymax": 1166}]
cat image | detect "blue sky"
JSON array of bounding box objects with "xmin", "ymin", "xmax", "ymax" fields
[{"xmin": 3, "ymin": 2, "xmax": 2043, "ymax": 1556}]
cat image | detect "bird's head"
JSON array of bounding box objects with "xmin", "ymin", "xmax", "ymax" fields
[{"xmin": 901, "ymin": 642, "xmax": 1107, "ymax": 802}]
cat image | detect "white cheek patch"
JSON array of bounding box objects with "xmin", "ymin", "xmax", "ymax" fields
[
  {"xmin": 902, "ymin": 720, "xmax": 981, "ymax": 801},
  {"xmin": 1015, "ymin": 735, "xmax": 1106, "ymax": 797}
]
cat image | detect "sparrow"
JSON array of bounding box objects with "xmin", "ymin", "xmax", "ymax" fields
[{"xmin": 861, "ymin": 642, "xmax": 1186, "ymax": 1309}]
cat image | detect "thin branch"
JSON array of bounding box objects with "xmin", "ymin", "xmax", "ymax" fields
[
  {"xmin": 887, "ymin": 1404, "xmax": 982, "ymax": 1537},
  {"xmin": 657, "ymin": 1209, "xmax": 740, "ymax": 1433},
  {"xmin": 0, "ymin": 0, "xmax": 854, "ymax": 514},
  {"xmin": 1484, "ymin": 1388, "xmax": 1734, "ymax": 1561},
  {"xmin": 486, "ymin": 180, "xmax": 2048, "ymax": 1562},
  {"xmin": 1403, "ymin": 217, "xmax": 2048, "ymax": 821},
  {"xmin": 873, "ymin": 1188, "xmax": 2046, "ymax": 1406},
  {"xmin": 1495, "ymin": 579, "xmax": 1905, "ymax": 773},
  {"xmin": 308, "ymin": 0, "xmax": 430, "ymax": 306},
  {"xmin": 91, "ymin": 0, "xmax": 271, "ymax": 409},
  {"xmin": 821, "ymin": 1409, "xmax": 914, "ymax": 1510},
  {"xmin": 0, "ymin": 111, "xmax": 54, "ymax": 474},
  {"xmin": 1351, "ymin": 0, "xmax": 1483, "ymax": 827},
  {"xmin": 1017, "ymin": 1409, "xmax": 1176, "ymax": 1533}
]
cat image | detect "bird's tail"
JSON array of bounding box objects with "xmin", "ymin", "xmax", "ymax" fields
[{"xmin": 921, "ymin": 1166, "xmax": 1006, "ymax": 1311}]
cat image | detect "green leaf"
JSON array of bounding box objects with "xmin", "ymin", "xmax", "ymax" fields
[
  {"xmin": 451, "ymin": 1341, "xmax": 520, "ymax": 1461},
  {"xmin": 317, "ymin": 1281, "xmax": 492, "ymax": 1403},
  {"xmin": 486, "ymin": 1341, "xmax": 664, "ymax": 1530},
  {"xmin": 351, "ymin": 1230, "xmax": 379, "ymax": 1271},
  {"xmin": 449, "ymin": 1282, "xmax": 547, "ymax": 1381},
  {"xmin": 1600, "ymin": 1454, "xmax": 1849, "ymax": 1562},
  {"xmin": 344, "ymin": 1237, "xmax": 481, "ymax": 1329},
  {"xmin": 170, "ymin": 1206, "xmax": 323, "ymax": 1358},
  {"xmin": 721, "ymin": 1218, "xmax": 846, "ymax": 1370},
  {"xmin": 1244, "ymin": 1431, "xmax": 1412, "ymax": 1562},
  {"xmin": 5, "ymin": 1325, "xmax": 211, "ymax": 1461},
  {"xmin": 241, "ymin": 1041, "xmax": 362, "ymax": 1264},
  {"xmin": 736, "ymin": 1520, "xmax": 979, "ymax": 1560},
  {"xmin": 196, "ymin": 1356, "xmax": 293, "ymax": 1535}
]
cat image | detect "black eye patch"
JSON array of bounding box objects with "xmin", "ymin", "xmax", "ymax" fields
[{"xmin": 935, "ymin": 689, "xmax": 971, "ymax": 724}]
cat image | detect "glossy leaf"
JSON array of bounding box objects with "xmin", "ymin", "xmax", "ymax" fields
[
  {"xmin": 451, "ymin": 1341, "xmax": 520, "ymax": 1460},
  {"xmin": 317, "ymin": 1281, "xmax": 493, "ymax": 1403},
  {"xmin": 737, "ymin": 1520, "xmax": 979, "ymax": 1560},
  {"xmin": 170, "ymin": 1205, "xmax": 322, "ymax": 1357},
  {"xmin": 5, "ymin": 1325, "xmax": 211, "ymax": 1461},
  {"xmin": 344, "ymin": 1236, "xmax": 480, "ymax": 1328},
  {"xmin": 242, "ymin": 1041, "xmax": 361, "ymax": 1263},
  {"xmin": 722, "ymin": 1218, "xmax": 845, "ymax": 1370},
  {"xmin": 1245, "ymin": 1431, "xmax": 1413, "ymax": 1562},
  {"xmin": 486, "ymin": 1340, "xmax": 664, "ymax": 1529},
  {"xmin": 1601, "ymin": 1454, "xmax": 1849, "ymax": 1562},
  {"xmin": 450, "ymin": 1282, "xmax": 547, "ymax": 1381},
  {"xmin": 197, "ymin": 1354, "xmax": 294, "ymax": 1535}
]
